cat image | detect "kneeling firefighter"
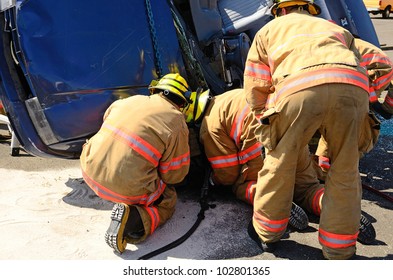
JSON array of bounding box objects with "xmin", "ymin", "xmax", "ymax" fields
[
  {"xmin": 80, "ymin": 73, "xmax": 192, "ymax": 254},
  {"xmin": 186, "ymin": 88, "xmax": 311, "ymax": 231}
]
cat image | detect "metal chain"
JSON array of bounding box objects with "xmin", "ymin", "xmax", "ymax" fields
[
  {"xmin": 170, "ymin": 6, "xmax": 208, "ymax": 89},
  {"xmin": 145, "ymin": 0, "xmax": 163, "ymax": 78}
]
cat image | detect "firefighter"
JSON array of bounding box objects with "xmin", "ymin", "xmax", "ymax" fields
[
  {"xmin": 80, "ymin": 73, "xmax": 192, "ymax": 254},
  {"xmin": 313, "ymin": 37, "xmax": 393, "ymax": 245},
  {"xmin": 189, "ymin": 87, "xmax": 374, "ymax": 239},
  {"xmin": 198, "ymin": 88, "xmax": 263, "ymax": 206},
  {"xmin": 244, "ymin": 0, "xmax": 371, "ymax": 259},
  {"xmin": 187, "ymin": 88, "xmax": 311, "ymax": 230},
  {"xmin": 316, "ymin": 34, "xmax": 393, "ymax": 168}
]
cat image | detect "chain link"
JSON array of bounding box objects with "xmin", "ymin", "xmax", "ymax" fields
[{"xmin": 145, "ymin": 0, "xmax": 163, "ymax": 78}]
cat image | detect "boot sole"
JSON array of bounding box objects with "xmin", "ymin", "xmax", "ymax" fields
[
  {"xmin": 357, "ymin": 214, "xmax": 376, "ymax": 244},
  {"xmin": 105, "ymin": 203, "xmax": 130, "ymax": 254},
  {"xmin": 289, "ymin": 202, "xmax": 309, "ymax": 231}
]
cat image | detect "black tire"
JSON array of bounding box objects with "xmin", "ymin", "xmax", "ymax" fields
[{"xmin": 382, "ymin": 6, "xmax": 391, "ymax": 18}]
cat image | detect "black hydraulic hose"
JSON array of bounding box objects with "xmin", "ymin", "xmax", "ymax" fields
[
  {"xmin": 137, "ymin": 204, "xmax": 208, "ymax": 260},
  {"xmin": 138, "ymin": 164, "xmax": 212, "ymax": 260},
  {"xmin": 362, "ymin": 182, "xmax": 393, "ymax": 203}
]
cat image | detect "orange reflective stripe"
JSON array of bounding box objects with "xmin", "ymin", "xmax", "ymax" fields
[
  {"xmin": 244, "ymin": 62, "xmax": 271, "ymax": 80},
  {"xmin": 360, "ymin": 53, "xmax": 393, "ymax": 91},
  {"xmin": 209, "ymin": 143, "xmax": 261, "ymax": 169},
  {"xmin": 318, "ymin": 156, "xmax": 330, "ymax": 170},
  {"xmin": 102, "ymin": 123, "xmax": 161, "ymax": 166},
  {"xmin": 371, "ymin": 70, "xmax": 393, "ymax": 90},
  {"xmin": 361, "ymin": 53, "xmax": 392, "ymax": 67},
  {"xmin": 238, "ymin": 142, "xmax": 262, "ymax": 164},
  {"xmin": 149, "ymin": 180, "xmax": 167, "ymax": 205},
  {"xmin": 245, "ymin": 181, "xmax": 256, "ymax": 205},
  {"xmin": 369, "ymin": 90, "xmax": 378, "ymax": 103},
  {"xmin": 230, "ymin": 105, "xmax": 249, "ymax": 145},
  {"xmin": 146, "ymin": 206, "xmax": 160, "ymax": 234},
  {"xmin": 82, "ymin": 170, "xmax": 166, "ymax": 206},
  {"xmin": 208, "ymin": 154, "xmax": 239, "ymax": 169},
  {"xmin": 159, "ymin": 151, "xmax": 190, "ymax": 173},
  {"xmin": 312, "ymin": 188, "xmax": 324, "ymax": 216},
  {"xmin": 253, "ymin": 211, "xmax": 288, "ymax": 233},
  {"xmin": 333, "ymin": 32, "xmax": 347, "ymax": 47},
  {"xmin": 268, "ymin": 68, "xmax": 369, "ymax": 106},
  {"xmin": 319, "ymin": 228, "xmax": 358, "ymax": 249}
]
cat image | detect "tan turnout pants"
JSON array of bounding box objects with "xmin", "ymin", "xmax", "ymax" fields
[
  {"xmin": 128, "ymin": 185, "xmax": 177, "ymax": 244},
  {"xmin": 253, "ymin": 84, "xmax": 369, "ymax": 260}
]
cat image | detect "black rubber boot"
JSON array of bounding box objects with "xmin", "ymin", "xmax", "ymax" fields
[
  {"xmin": 124, "ymin": 206, "xmax": 145, "ymax": 241},
  {"xmin": 105, "ymin": 203, "xmax": 130, "ymax": 254},
  {"xmin": 357, "ymin": 214, "xmax": 376, "ymax": 244},
  {"xmin": 247, "ymin": 220, "xmax": 277, "ymax": 253},
  {"xmin": 288, "ymin": 202, "xmax": 309, "ymax": 231}
]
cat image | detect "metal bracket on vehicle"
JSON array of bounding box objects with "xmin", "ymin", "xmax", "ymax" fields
[{"xmin": 25, "ymin": 97, "xmax": 58, "ymax": 145}]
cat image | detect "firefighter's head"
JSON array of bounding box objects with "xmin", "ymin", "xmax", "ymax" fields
[
  {"xmin": 149, "ymin": 73, "xmax": 192, "ymax": 108},
  {"xmin": 184, "ymin": 89, "xmax": 211, "ymax": 124},
  {"xmin": 271, "ymin": 0, "xmax": 321, "ymax": 17}
]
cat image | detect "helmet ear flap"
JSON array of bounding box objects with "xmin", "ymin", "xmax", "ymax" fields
[{"xmin": 184, "ymin": 88, "xmax": 212, "ymax": 124}]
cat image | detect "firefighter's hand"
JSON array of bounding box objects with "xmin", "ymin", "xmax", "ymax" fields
[{"xmin": 371, "ymin": 102, "xmax": 392, "ymax": 120}]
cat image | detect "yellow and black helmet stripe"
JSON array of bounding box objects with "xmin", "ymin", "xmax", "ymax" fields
[{"xmin": 149, "ymin": 73, "xmax": 191, "ymax": 104}]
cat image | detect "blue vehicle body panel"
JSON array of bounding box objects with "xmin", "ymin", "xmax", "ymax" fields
[
  {"xmin": 316, "ymin": 0, "xmax": 380, "ymax": 47},
  {"xmin": 0, "ymin": 0, "xmax": 382, "ymax": 158},
  {"xmin": 0, "ymin": 0, "xmax": 185, "ymax": 157}
]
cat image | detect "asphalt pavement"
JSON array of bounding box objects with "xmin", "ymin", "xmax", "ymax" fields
[{"xmin": 0, "ymin": 16, "xmax": 392, "ymax": 262}]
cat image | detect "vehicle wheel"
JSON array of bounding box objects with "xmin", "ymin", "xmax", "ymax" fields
[{"xmin": 382, "ymin": 6, "xmax": 391, "ymax": 18}]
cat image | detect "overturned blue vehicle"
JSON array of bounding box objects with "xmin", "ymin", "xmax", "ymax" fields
[{"xmin": 0, "ymin": 0, "xmax": 380, "ymax": 158}]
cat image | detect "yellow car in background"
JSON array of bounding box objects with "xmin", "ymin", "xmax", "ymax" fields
[{"xmin": 364, "ymin": 0, "xmax": 393, "ymax": 18}]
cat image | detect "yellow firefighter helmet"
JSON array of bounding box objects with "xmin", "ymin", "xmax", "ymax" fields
[
  {"xmin": 149, "ymin": 73, "xmax": 192, "ymax": 106},
  {"xmin": 184, "ymin": 89, "xmax": 211, "ymax": 123},
  {"xmin": 271, "ymin": 0, "xmax": 321, "ymax": 16}
]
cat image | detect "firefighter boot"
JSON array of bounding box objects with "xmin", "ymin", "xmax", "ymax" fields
[
  {"xmin": 124, "ymin": 206, "xmax": 145, "ymax": 242},
  {"xmin": 288, "ymin": 202, "xmax": 309, "ymax": 231},
  {"xmin": 357, "ymin": 214, "xmax": 376, "ymax": 245},
  {"xmin": 247, "ymin": 220, "xmax": 277, "ymax": 253},
  {"xmin": 105, "ymin": 203, "xmax": 145, "ymax": 254},
  {"xmin": 105, "ymin": 203, "xmax": 130, "ymax": 254}
]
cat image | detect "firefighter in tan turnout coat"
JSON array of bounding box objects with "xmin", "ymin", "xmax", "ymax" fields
[
  {"xmin": 190, "ymin": 86, "xmax": 376, "ymax": 242},
  {"xmin": 198, "ymin": 88, "xmax": 263, "ymax": 205},
  {"xmin": 80, "ymin": 73, "xmax": 192, "ymax": 254},
  {"xmin": 317, "ymin": 36, "xmax": 393, "ymax": 171},
  {"xmin": 191, "ymin": 88, "xmax": 313, "ymax": 230},
  {"xmin": 244, "ymin": 0, "xmax": 371, "ymax": 259}
]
